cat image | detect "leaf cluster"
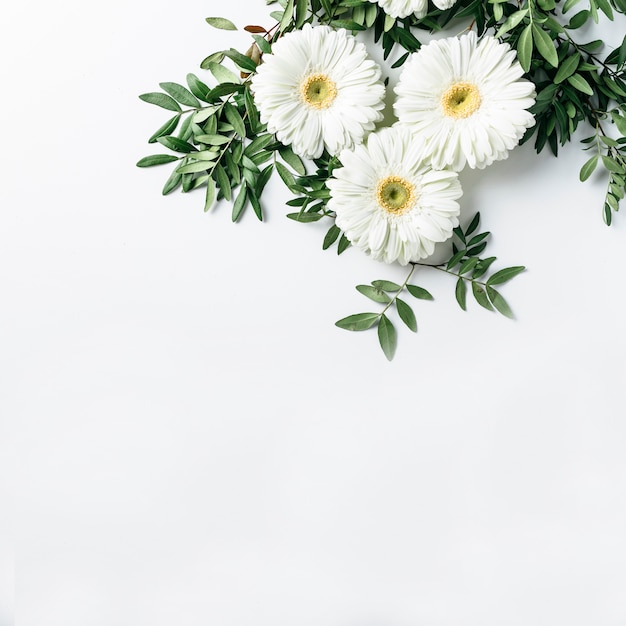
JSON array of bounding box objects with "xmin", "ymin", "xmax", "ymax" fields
[
  {"xmin": 444, "ymin": 213, "xmax": 525, "ymax": 318},
  {"xmin": 579, "ymin": 114, "xmax": 626, "ymax": 223},
  {"xmin": 335, "ymin": 214, "xmax": 525, "ymax": 360},
  {"xmin": 336, "ymin": 268, "xmax": 434, "ymax": 360},
  {"xmin": 138, "ymin": 32, "xmax": 287, "ymax": 221}
]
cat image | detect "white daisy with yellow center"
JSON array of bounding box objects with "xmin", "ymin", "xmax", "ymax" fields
[
  {"xmin": 394, "ymin": 31, "xmax": 536, "ymax": 171},
  {"xmin": 327, "ymin": 126, "xmax": 462, "ymax": 265},
  {"xmin": 250, "ymin": 24, "xmax": 385, "ymax": 160}
]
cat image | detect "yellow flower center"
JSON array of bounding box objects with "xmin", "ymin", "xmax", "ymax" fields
[
  {"xmin": 441, "ymin": 82, "xmax": 481, "ymax": 118},
  {"xmin": 376, "ymin": 176, "xmax": 416, "ymax": 215},
  {"xmin": 300, "ymin": 73, "xmax": 337, "ymax": 109}
]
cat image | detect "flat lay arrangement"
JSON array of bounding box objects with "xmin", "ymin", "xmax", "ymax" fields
[{"xmin": 138, "ymin": 0, "xmax": 626, "ymax": 359}]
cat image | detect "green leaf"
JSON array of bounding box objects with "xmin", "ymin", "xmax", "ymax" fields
[
  {"xmin": 335, "ymin": 312, "xmax": 379, "ymax": 331},
  {"xmin": 204, "ymin": 177, "xmax": 216, "ymax": 212},
  {"xmin": 472, "ymin": 282, "xmax": 494, "ymax": 311},
  {"xmin": 602, "ymin": 155, "xmax": 624, "ymax": 174},
  {"xmin": 206, "ymin": 17, "xmax": 238, "ymax": 30},
  {"xmin": 280, "ymin": 0, "xmax": 295, "ymax": 31},
  {"xmin": 136, "ymin": 154, "xmax": 180, "ymax": 167},
  {"xmin": 187, "ymin": 74, "xmax": 211, "ymax": 101},
  {"xmin": 208, "ymin": 61, "xmax": 239, "ymax": 85},
  {"xmin": 611, "ymin": 111, "xmax": 626, "ymax": 137},
  {"xmin": 295, "ymin": 0, "xmax": 308, "ymax": 27},
  {"xmin": 487, "ymin": 286, "xmax": 514, "ymax": 318},
  {"xmin": 156, "ymin": 136, "xmax": 197, "ymax": 153},
  {"xmin": 532, "ymin": 25, "xmax": 558, "ymax": 67},
  {"xmin": 323, "ymin": 224, "xmax": 341, "ymax": 250},
  {"xmin": 554, "ymin": 53, "xmax": 581, "ymax": 84},
  {"xmin": 139, "ymin": 92, "xmax": 182, "ymax": 112},
  {"xmin": 245, "ymin": 134, "xmax": 274, "ymax": 157},
  {"xmin": 223, "ymin": 49, "xmax": 258, "ymax": 73},
  {"xmin": 195, "ymin": 134, "xmax": 231, "ymax": 146},
  {"xmin": 595, "ymin": 0, "xmax": 613, "ymax": 19},
  {"xmin": 214, "ymin": 163, "xmax": 232, "ymax": 201},
  {"xmin": 248, "ymin": 186, "xmax": 263, "ymax": 221},
  {"xmin": 224, "ymin": 103, "xmax": 246, "ymax": 138},
  {"xmin": 562, "ymin": 0, "xmax": 581, "ymax": 12},
  {"xmin": 232, "ymin": 183, "xmax": 248, "ymax": 222},
  {"xmin": 378, "ymin": 315, "xmax": 397, "ymax": 361},
  {"xmin": 455, "ymin": 277, "xmax": 467, "ymax": 311},
  {"xmin": 579, "ymin": 155, "xmax": 598, "ymax": 181},
  {"xmin": 244, "ymin": 87, "xmax": 260, "ymax": 131},
  {"xmin": 396, "ymin": 298, "xmax": 417, "ymax": 332},
  {"xmin": 567, "ymin": 73, "xmax": 594, "ymax": 96},
  {"xmin": 472, "ymin": 257, "xmax": 496, "ymax": 279},
  {"xmin": 465, "ymin": 212, "xmax": 481, "ymax": 236},
  {"xmin": 486, "ymin": 266, "xmax": 526, "ymax": 285},
  {"xmin": 356, "ymin": 284, "xmax": 391, "ymax": 303},
  {"xmin": 279, "ymin": 147, "xmax": 306, "ymax": 175},
  {"xmin": 275, "ymin": 162, "xmax": 298, "ymax": 191},
  {"xmin": 494, "ymin": 9, "xmax": 528, "ymax": 39},
  {"xmin": 330, "ymin": 19, "xmax": 366, "ymax": 30},
  {"xmin": 372, "ymin": 280, "xmax": 402, "ymax": 292},
  {"xmin": 406, "ymin": 285, "xmax": 434, "ymax": 300},
  {"xmin": 517, "ymin": 24, "xmax": 533, "ymax": 73},
  {"xmin": 467, "ymin": 231, "xmax": 490, "ymax": 247},
  {"xmin": 252, "ymin": 34, "xmax": 272, "ymax": 54},
  {"xmin": 286, "ymin": 212, "xmax": 323, "ymax": 223},
  {"xmin": 467, "ymin": 241, "xmax": 488, "ymax": 257},
  {"xmin": 162, "ymin": 170, "xmax": 182, "ymax": 195},
  {"xmin": 159, "ymin": 82, "xmax": 200, "ymax": 108},
  {"xmin": 176, "ymin": 160, "xmax": 213, "ymax": 174},
  {"xmin": 148, "ymin": 114, "xmax": 181, "ymax": 143},
  {"xmin": 459, "ymin": 257, "xmax": 479, "ymax": 275},
  {"xmin": 200, "ymin": 52, "xmax": 226, "ymax": 70},
  {"xmin": 567, "ymin": 9, "xmax": 590, "ymax": 28},
  {"xmin": 191, "ymin": 152, "xmax": 221, "ymax": 163},
  {"xmin": 446, "ymin": 249, "xmax": 467, "ymax": 270},
  {"xmin": 337, "ymin": 233, "xmax": 351, "ymax": 255},
  {"xmin": 178, "ymin": 114, "xmax": 194, "ymax": 142}
]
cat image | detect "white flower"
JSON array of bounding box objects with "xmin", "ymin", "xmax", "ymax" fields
[
  {"xmin": 432, "ymin": 0, "xmax": 458, "ymax": 9},
  {"xmin": 394, "ymin": 31, "xmax": 536, "ymax": 171},
  {"xmin": 250, "ymin": 24, "xmax": 385, "ymax": 160},
  {"xmin": 327, "ymin": 126, "xmax": 462, "ymax": 265},
  {"xmin": 367, "ymin": 0, "xmax": 428, "ymax": 18}
]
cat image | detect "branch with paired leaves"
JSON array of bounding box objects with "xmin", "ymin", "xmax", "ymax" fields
[{"xmin": 335, "ymin": 213, "xmax": 525, "ymax": 360}]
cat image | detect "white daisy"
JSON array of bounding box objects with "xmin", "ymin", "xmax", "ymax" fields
[
  {"xmin": 394, "ymin": 31, "xmax": 536, "ymax": 171},
  {"xmin": 250, "ymin": 24, "xmax": 385, "ymax": 160},
  {"xmin": 327, "ymin": 126, "xmax": 462, "ymax": 265},
  {"xmin": 432, "ymin": 0, "xmax": 458, "ymax": 9},
  {"xmin": 367, "ymin": 0, "xmax": 428, "ymax": 18}
]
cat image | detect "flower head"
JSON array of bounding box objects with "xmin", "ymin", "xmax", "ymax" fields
[
  {"xmin": 327, "ymin": 126, "xmax": 462, "ymax": 265},
  {"xmin": 367, "ymin": 0, "xmax": 428, "ymax": 18},
  {"xmin": 394, "ymin": 31, "xmax": 536, "ymax": 171},
  {"xmin": 251, "ymin": 24, "xmax": 385, "ymax": 160}
]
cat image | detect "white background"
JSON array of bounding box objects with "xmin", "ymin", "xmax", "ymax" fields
[{"xmin": 2, "ymin": 1, "xmax": 626, "ymax": 625}]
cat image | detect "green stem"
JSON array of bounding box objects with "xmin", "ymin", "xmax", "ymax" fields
[
  {"xmin": 379, "ymin": 264, "xmax": 417, "ymax": 318},
  {"xmin": 414, "ymin": 262, "xmax": 488, "ymax": 287}
]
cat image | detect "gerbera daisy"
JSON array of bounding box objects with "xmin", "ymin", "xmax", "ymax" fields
[
  {"xmin": 394, "ymin": 31, "xmax": 536, "ymax": 171},
  {"xmin": 250, "ymin": 24, "xmax": 385, "ymax": 160},
  {"xmin": 327, "ymin": 126, "xmax": 462, "ymax": 265},
  {"xmin": 432, "ymin": 0, "xmax": 459, "ymax": 9},
  {"xmin": 367, "ymin": 0, "xmax": 428, "ymax": 18}
]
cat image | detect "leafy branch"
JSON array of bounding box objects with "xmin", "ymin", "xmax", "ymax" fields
[{"xmin": 336, "ymin": 213, "xmax": 526, "ymax": 360}]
